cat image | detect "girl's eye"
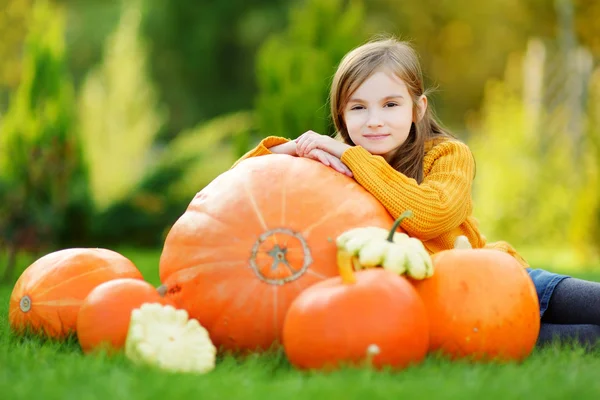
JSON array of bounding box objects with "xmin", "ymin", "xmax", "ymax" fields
[
  {"xmin": 350, "ymin": 105, "xmax": 364, "ymax": 111},
  {"xmin": 384, "ymin": 102, "xmax": 398, "ymax": 108}
]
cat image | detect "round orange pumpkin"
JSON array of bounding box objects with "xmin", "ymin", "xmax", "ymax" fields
[
  {"xmin": 411, "ymin": 242, "xmax": 540, "ymax": 362},
  {"xmin": 9, "ymin": 248, "xmax": 143, "ymax": 339},
  {"xmin": 77, "ymin": 278, "xmax": 172, "ymax": 353},
  {"xmin": 282, "ymin": 257, "xmax": 429, "ymax": 370},
  {"xmin": 159, "ymin": 154, "xmax": 394, "ymax": 352}
]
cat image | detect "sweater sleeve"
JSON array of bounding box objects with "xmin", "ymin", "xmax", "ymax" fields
[
  {"xmin": 340, "ymin": 140, "xmax": 475, "ymax": 241},
  {"xmin": 230, "ymin": 136, "xmax": 290, "ymax": 169}
]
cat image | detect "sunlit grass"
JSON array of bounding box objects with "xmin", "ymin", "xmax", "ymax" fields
[{"xmin": 2, "ymin": 247, "xmax": 600, "ymax": 399}]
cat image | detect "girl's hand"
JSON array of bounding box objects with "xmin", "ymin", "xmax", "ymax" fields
[
  {"xmin": 295, "ymin": 131, "xmax": 351, "ymax": 159},
  {"xmin": 269, "ymin": 141, "xmax": 298, "ymax": 156},
  {"xmin": 268, "ymin": 136, "xmax": 352, "ymax": 177},
  {"xmin": 305, "ymin": 149, "xmax": 353, "ymax": 177}
]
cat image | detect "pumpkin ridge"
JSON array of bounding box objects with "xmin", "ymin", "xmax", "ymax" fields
[
  {"xmin": 243, "ymin": 177, "xmax": 269, "ymax": 232},
  {"xmin": 279, "ymin": 167, "xmax": 289, "ymax": 227},
  {"xmin": 32, "ymin": 264, "xmax": 134, "ymax": 300},
  {"xmin": 162, "ymin": 260, "xmax": 249, "ymax": 285},
  {"xmin": 271, "ymin": 285, "xmax": 279, "ymax": 342},
  {"xmin": 19, "ymin": 255, "xmax": 72, "ymax": 295},
  {"xmin": 186, "ymin": 208, "xmax": 247, "ymax": 244},
  {"xmin": 8, "ymin": 300, "xmax": 26, "ymax": 327},
  {"xmin": 27, "ymin": 305, "xmax": 78, "ymax": 336},
  {"xmin": 26, "ymin": 250, "xmax": 135, "ymax": 295},
  {"xmin": 209, "ymin": 279, "xmax": 264, "ymax": 337},
  {"xmin": 161, "ymin": 245, "xmax": 251, "ymax": 274},
  {"xmin": 31, "ymin": 298, "xmax": 83, "ymax": 307},
  {"xmin": 163, "ymin": 225, "xmax": 247, "ymax": 249},
  {"xmin": 301, "ymin": 194, "xmax": 362, "ymax": 239},
  {"xmin": 30, "ymin": 306, "xmax": 69, "ymax": 337},
  {"xmin": 306, "ymin": 269, "xmax": 330, "ymax": 281}
]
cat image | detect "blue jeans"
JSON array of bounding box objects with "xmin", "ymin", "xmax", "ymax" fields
[{"xmin": 526, "ymin": 268, "xmax": 570, "ymax": 318}]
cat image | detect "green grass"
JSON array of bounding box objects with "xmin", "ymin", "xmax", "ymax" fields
[{"xmin": 2, "ymin": 248, "xmax": 600, "ymax": 399}]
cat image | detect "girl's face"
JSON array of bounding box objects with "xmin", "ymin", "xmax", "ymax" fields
[{"xmin": 343, "ymin": 69, "xmax": 426, "ymax": 159}]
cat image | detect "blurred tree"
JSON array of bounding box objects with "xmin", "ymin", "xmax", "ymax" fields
[
  {"xmin": 0, "ymin": 0, "xmax": 90, "ymax": 282},
  {"xmin": 368, "ymin": 0, "xmax": 557, "ymax": 133},
  {"xmin": 254, "ymin": 0, "xmax": 368, "ymax": 139},
  {"xmin": 90, "ymin": 111, "xmax": 255, "ymax": 247},
  {"xmin": 78, "ymin": 0, "xmax": 166, "ymax": 211},
  {"xmin": 0, "ymin": 0, "xmax": 33, "ymax": 111},
  {"xmin": 573, "ymin": 0, "xmax": 600, "ymax": 58},
  {"xmin": 139, "ymin": 0, "xmax": 291, "ymax": 140},
  {"xmin": 470, "ymin": 38, "xmax": 599, "ymax": 267},
  {"xmin": 59, "ymin": 0, "xmax": 122, "ymax": 87},
  {"xmin": 584, "ymin": 68, "xmax": 600, "ymax": 255},
  {"xmin": 76, "ymin": 0, "xmax": 274, "ymax": 247}
]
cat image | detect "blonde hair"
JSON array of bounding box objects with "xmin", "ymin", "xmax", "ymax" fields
[{"xmin": 330, "ymin": 37, "xmax": 453, "ymax": 183}]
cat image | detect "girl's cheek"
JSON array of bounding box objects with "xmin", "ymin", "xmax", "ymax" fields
[{"xmin": 344, "ymin": 114, "xmax": 364, "ymax": 130}]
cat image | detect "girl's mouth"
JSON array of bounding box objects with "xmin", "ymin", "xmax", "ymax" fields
[{"xmin": 363, "ymin": 134, "xmax": 390, "ymax": 140}]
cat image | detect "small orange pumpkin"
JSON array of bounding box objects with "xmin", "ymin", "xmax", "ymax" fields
[
  {"xmin": 282, "ymin": 251, "xmax": 429, "ymax": 370},
  {"xmin": 410, "ymin": 237, "xmax": 540, "ymax": 362},
  {"xmin": 159, "ymin": 155, "xmax": 394, "ymax": 352},
  {"xmin": 77, "ymin": 278, "xmax": 172, "ymax": 353},
  {"xmin": 9, "ymin": 248, "xmax": 143, "ymax": 339}
]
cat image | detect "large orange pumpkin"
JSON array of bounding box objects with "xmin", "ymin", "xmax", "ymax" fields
[
  {"xmin": 9, "ymin": 248, "xmax": 143, "ymax": 339},
  {"xmin": 282, "ymin": 256, "xmax": 429, "ymax": 370},
  {"xmin": 411, "ymin": 239, "xmax": 540, "ymax": 362},
  {"xmin": 159, "ymin": 154, "xmax": 394, "ymax": 352},
  {"xmin": 77, "ymin": 278, "xmax": 172, "ymax": 353}
]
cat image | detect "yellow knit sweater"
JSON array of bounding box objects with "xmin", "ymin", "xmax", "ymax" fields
[{"xmin": 233, "ymin": 136, "xmax": 529, "ymax": 268}]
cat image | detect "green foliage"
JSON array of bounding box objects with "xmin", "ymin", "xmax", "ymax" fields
[
  {"xmin": 254, "ymin": 0, "xmax": 368, "ymax": 139},
  {"xmin": 75, "ymin": 0, "xmax": 261, "ymax": 247},
  {"xmin": 0, "ymin": 0, "xmax": 32, "ymax": 92},
  {"xmin": 470, "ymin": 40, "xmax": 599, "ymax": 267},
  {"xmin": 77, "ymin": 0, "xmax": 166, "ymax": 211},
  {"xmin": 583, "ymin": 69, "xmax": 600, "ymax": 253},
  {"xmin": 0, "ymin": 0, "xmax": 90, "ymax": 279},
  {"xmin": 157, "ymin": 111, "xmax": 256, "ymax": 202},
  {"xmin": 139, "ymin": 0, "xmax": 289, "ymax": 139},
  {"xmin": 90, "ymin": 111, "xmax": 255, "ymax": 247}
]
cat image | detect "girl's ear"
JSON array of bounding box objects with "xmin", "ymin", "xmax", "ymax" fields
[{"xmin": 415, "ymin": 95, "xmax": 428, "ymax": 122}]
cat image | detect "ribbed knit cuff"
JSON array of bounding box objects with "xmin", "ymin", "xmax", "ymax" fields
[
  {"xmin": 341, "ymin": 145, "xmax": 386, "ymax": 173},
  {"xmin": 250, "ymin": 136, "xmax": 290, "ymax": 156}
]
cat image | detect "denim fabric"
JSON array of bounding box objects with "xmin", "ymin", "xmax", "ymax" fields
[{"xmin": 526, "ymin": 268, "xmax": 570, "ymax": 318}]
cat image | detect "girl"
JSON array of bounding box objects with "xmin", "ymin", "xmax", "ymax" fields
[{"xmin": 235, "ymin": 37, "xmax": 600, "ymax": 349}]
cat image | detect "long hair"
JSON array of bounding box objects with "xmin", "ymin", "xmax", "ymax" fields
[{"xmin": 330, "ymin": 37, "xmax": 454, "ymax": 183}]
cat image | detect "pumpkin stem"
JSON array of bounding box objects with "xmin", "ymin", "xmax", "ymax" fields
[
  {"xmin": 386, "ymin": 210, "xmax": 413, "ymax": 242},
  {"xmin": 337, "ymin": 249, "xmax": 357, "ymax": 284},
  {"xmin": 157, "ymin": 284, "xmax": 168, "ymax": 297}
]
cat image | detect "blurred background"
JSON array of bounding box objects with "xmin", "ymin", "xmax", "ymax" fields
[{"xmin": 0, "ymin": 0, "xmax": 599, "ymax": 282}]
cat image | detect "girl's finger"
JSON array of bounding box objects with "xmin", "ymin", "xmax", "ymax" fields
[
  {"xmin": 330, "ymin": 158, "xmax": 348, "ymax": 175},
  {"xmin": 336, "ymin": 159, "xmax": 352, "ymax": 176},
  {"xmin": 314, "ymin": 150, "xmax": 331, "ymax": 166},
  {"xmin": 297, "ymin": 138, "xmax": 306, "ymax": 154},
  {"xmin": 295, "ymin": 138, "xmax": 305, "ymax": 156},
  {"xmin": 303, "ymin": 141, "xmax": 317, "ymax": 155},
  {"xmin": 323, "ymin": 153, "xmax": 342, "ymax": 173},
  {"xmin": 343, "ymin": 165, "xmax": 353, "ymax": 177},
  {"xmin": 329, "ymin": 156, "xmax": 353, "ymax": 177},
  {"xmin": 298, "ymin": 141, "xmax": 307, "ymax": 157},
  {"xmin": 303, "ymin": 141, "xmax": 317, "ymax": 158}
]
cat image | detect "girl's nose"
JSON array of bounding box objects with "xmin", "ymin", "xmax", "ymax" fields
[{"xmin": 366, "ymin": 111, "xmax": 384, "ymax": 128}]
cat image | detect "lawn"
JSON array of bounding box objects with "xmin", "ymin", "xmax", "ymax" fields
[{"xmin": 1, "ymin": 248, "xmax": 600, "ymax": 400}]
